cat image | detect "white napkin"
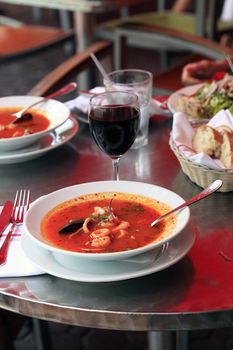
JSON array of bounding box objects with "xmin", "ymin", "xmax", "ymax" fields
[
  {"xmin": 148, "ymin": 98, "xmax": 172, "ymax": 117},
  {"xmin": 65, "ymin": 86, "xmax": 105, "ymax": 115},
  {"xmin": 65, "ymin": 86, "xmax": 171, "ymax": 117},
  {"xmin": 172, "ymin": 109, "xmax": 233, "ymax": 171},
  {"xmin": 221, "ymin": 0, "xmax": 233, "ymax": 21},
  {"xmin": 0, "ymin": 223, "xmax": 44, "ymax": 277}
]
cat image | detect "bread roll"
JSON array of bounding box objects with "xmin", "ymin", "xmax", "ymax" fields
[
  {"xmin": 216, "ymin": 125, "xmax": 232, "ymax": 135},
  {"xmin": 220, "ymin": 131, "xmax": 233, "ymax": 168},
  {"xmin": 192, "ymin": 125, "xmax": 223, "ymax": 158}
]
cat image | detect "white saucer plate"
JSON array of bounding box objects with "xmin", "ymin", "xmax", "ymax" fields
[
  {"xmin": 21, "ymin": 227, "xmax": 195, "ymax": 283},
  {"xmin": 73, "ymin": 108, "xmax": 89, "ymax": 124},
  {"xmin": 0, "ymin": 116, "xmax": 78, "ymax": 164}
]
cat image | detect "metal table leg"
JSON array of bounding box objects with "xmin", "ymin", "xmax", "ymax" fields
[
  {"xmin": 148, "ymin": 331, "xmax": 173, "ymax": 350},
  {"xmin": 148, "ymin": 330, "xmax": 189, "ymax": 350},
  {"xmin": 59, "ymin": 10, "xmax": 74, "ymax": 55},
  {"xmin": 32, "ymin": 318, "xmax": 52, "ymax": 350},
  {"xmin": 73, "ymin": 11, "xmax": 95, "ymax": 90},
  {"xmin": 176, "ymin": 331, "xmax": 189, "ymax": 350}
]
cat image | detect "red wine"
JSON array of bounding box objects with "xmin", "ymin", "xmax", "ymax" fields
[{"xmin": 89, "ymin": 106, "xmax": 140, "ymax": 157}]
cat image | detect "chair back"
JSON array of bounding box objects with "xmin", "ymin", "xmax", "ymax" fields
[
  {"xmin": 114, "ymin": 22, "xmax": 233, "ymax": 70},
  {"xmin": 27, "ymin": 40, "xmax": 113, "ymax": 96}
]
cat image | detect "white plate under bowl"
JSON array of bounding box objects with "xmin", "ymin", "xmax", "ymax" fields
[
  {"xmin": 24, "ymin": 181, "xmax": 190, "ymax": 262},
  {"xmin": 0, "ymin": 96, "xmax": 70, "ymax": 151},
  {"xmin": 0, "ymin": 116, "xmax": 78, "ymax": 164},
  {"xmin": 21, "ymin": 227, "xmax": 195, "ymax": 282},
  {"xmin": 167, "ymin": 84, "xmax": 202, "ymax": 115}
]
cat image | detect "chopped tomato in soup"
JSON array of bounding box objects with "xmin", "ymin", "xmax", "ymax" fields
[
  {"xmin": 0, "ymin": 107, "xmax": 50, "ymax": 138},
  {"xmin": 41, "ymin": 192, "xmax": 177, "ymax": 254}
]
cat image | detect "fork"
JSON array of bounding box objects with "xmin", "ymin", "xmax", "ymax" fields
[{"xmin": 0, "ymin": 189, "xmax": 30, "ymax": 265}]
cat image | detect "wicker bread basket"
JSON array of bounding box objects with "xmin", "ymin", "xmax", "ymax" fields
[{"xmin": 169, "ymin": 137, "xmax": 233, "ymax": 192}]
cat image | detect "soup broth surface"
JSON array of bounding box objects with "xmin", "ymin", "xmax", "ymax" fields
[
  {"xmin": 41, "ymin": 192, "xmax": 177, "ymax": 254},
  {"xmin": 0, "ymin": 107, "xmax": 50, "ymax": 139}
]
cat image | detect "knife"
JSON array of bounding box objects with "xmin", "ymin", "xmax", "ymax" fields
[{"xmin": 0, "ymin": 201, "xmax": 13, "ymax": 237}]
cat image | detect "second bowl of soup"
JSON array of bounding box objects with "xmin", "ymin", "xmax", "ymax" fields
[{"xmin": 0, "ymin": 96, "xmax": 70, "ymax": 151}]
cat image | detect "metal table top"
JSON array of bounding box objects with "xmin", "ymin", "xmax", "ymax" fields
[
  {"xmin": 0, "ymin": 0, "xmax": 146, "ymax": 13},
  {"xmin": 0, "ymin": 114, "xmax": 232, "ymax": 332}
]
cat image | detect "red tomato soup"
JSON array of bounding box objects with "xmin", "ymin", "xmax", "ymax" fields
[
  {"xmin": 0, "ymin": 107, "xmax": 50, "ymax": 138},
  {"xmin": 41, "ymin": 192, "xmax": 177, "ymax": 254}
]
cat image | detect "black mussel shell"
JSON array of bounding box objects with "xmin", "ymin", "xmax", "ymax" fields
[
  {"xmin": 13, "ymin": 113, "xmax": 33, "ymax": 124},
  {"xmin": 58, "ymin": 219, "xmax": 84, "ymax": 234}
]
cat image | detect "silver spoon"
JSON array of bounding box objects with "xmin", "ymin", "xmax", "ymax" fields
[
  {"xmin": 90, "ymin": 53, "xmax": 112, "ymax": 85},
  {"xmin": 225, "ymin": 54, "xmax": 233, "ymax": 73},
  {"xmin": 11, "ymin": 82, "xmax": 77, "ymax": 124},
  {"xmin": 151, "ymin": 179, "xmax": 223, "ymax": 227}
]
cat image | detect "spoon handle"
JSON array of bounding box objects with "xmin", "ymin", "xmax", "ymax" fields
[
  {"xmin": 16, "ymin": 82, "xmax": 77, "ymax": 119},
  {"xmin": 46, "ymin": 82, "xmax": 77, "ymax": 99},
  {"xmin": 151, "ymin": 179, "xmax": 222, "ymax": 227}
]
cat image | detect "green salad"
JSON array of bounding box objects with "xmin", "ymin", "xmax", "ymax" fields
[{"xmin": 176, "ymin": 74, "xmax": 233, "ymax": 119}]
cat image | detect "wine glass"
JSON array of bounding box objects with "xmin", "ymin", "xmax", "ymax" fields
[
  {"xmin": 104, "ymin": 69, "xmax": 153, "ymax": 148},
  {"xmin": 88, "ymin": 91, "xmax": 140, "ymax": 180}
]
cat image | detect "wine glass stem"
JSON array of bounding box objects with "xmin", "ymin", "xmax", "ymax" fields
[{"xmin": 112, "ymin": 158, "xmax": 120, "ymax": 181}]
